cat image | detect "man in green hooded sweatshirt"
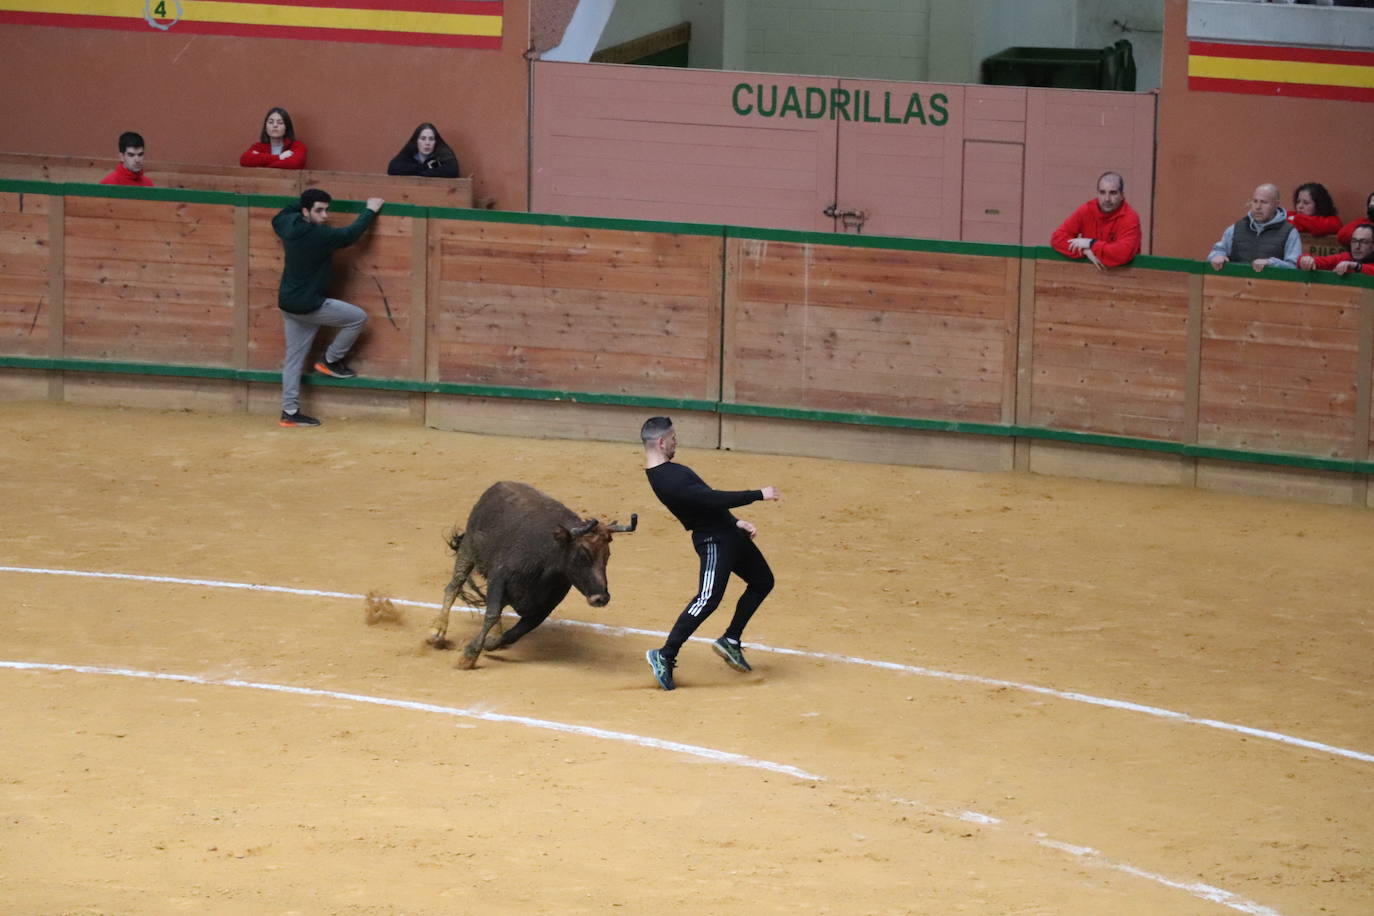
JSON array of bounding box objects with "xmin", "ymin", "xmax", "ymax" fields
[{"xmin": 272, "ymin": 188, "xmax": 384, "ymax": 427}]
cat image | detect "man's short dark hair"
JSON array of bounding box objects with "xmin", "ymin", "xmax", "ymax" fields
[
  {"xmin": 640, "ymin": 416, "xmax": 673, "ymax": 443},
  {"xmin": 1098, "ymin": 171, "xmax": 1124, "ymax": 194},
  {"xmin": 299, "ymin": 188, "xmax": 332, "ymax": 212},
  {"xmin": 118, "ymin": 131, "xmax": 145, "ymax": 153}
]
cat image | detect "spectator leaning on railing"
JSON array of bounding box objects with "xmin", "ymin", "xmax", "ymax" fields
[
  {"xmin": 1299, "ymin": 222, "xmax": 1374, "ymax": 277},
  {"xmin": 1049, "ymin": 171, "xmax": 1142, "ymax": 270},
  {"xmin": 99, "ymin": 131, "xmax": 153, "ymax": 187},
  {"xmin": 1208, "ymin": 183, "xmax": 1300, "ymax": 272}
]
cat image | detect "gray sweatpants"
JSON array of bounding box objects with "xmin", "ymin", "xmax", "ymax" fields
[{"xmin": 280, "ymin": 298, "xmax": 367, "ymax": 413}]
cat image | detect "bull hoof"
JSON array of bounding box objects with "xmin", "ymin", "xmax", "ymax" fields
[
  {"xmin": 456, "ymin": 651, "xmax": 479, "ymax": 670},
  {"xmin": 427, "ymin": 635, "xmax": 453, "ymax": 650}
]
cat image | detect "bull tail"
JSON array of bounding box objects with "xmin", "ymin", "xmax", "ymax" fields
[{"xmin": 445, "ymin": 528, "xmax": 464, "ymax": 553}]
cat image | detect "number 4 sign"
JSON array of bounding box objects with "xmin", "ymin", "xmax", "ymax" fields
[{"xmin": 144, "ymin": 0, "xmax": 183, "ymax": 30}]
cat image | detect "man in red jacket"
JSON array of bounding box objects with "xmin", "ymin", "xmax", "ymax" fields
[
  {"xmin": 1299, "ymin": 223, "xmax": 1374, "ymax": 277},
  {"xmin": 1050, "ymin": 172, "xmax": 1141, "ymax": 269},
  {"xmin": 99, "ymin": 132, "xmax": 153, "ymax": 187}
]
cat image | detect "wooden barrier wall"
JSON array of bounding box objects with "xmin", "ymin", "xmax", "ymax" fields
[
  {"xmin": 0, "ymin": 153, "xmax": 474, "ymax": 209},
  {"xmin": 2, "ymin": 180, "xmax": 1373, "ymax": 508}
]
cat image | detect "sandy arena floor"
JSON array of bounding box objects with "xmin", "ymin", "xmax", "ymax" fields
[{"xmin": 1, "ymin": 401, "xmax": 1371, "ymax": 915}]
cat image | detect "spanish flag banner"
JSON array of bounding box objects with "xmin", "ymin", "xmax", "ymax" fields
[
  {"xmin": 0, "ymin": 0, "xmax": 504, "ymax": 49},
  {"xmin": 1188, "ymin": 40, "xmax": 1374, "ymax": 103}
]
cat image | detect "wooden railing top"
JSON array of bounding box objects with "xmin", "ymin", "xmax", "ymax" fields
[{"xmin": 0, "ymin": 152, "xmax": 475, "ymax": 208}]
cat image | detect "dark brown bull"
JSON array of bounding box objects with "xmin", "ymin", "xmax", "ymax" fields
[{"xmin": 426, "ymin": 481, "xmax": 637, "ymax": 668}]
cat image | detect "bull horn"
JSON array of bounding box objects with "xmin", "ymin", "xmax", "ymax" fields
[
  {"xmin": 608, "ymin": 513, "xmax": 638, "ymax": 533},
  {"xmin": 568, "ymin": 518, "xmax": 599, "ymax": 537}
]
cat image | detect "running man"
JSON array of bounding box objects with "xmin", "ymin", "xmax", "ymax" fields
[{"xmin": 640, "ymin": 416, "xmax": 779, "ymax": 690}]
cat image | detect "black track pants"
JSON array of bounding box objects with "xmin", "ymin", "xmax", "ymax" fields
[{"xmin": 661, "ymin": 527, "xmax": 774, "ymax": 660}]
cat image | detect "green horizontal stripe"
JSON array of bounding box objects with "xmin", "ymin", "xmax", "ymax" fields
[
  {"xmin": 0, "ymin": 356, "xmax": 716, "ymax": 412},
  {"xmin": 5, "ymin": 355, "xmax": 1370, "ymax": 475},
  {"xmin": 426, "ymin": 206, "xmax": 726, "ymax": 238},
  {"xmin": 730, "ymin": 224, "xmax": 1024, "ymax": 258}
]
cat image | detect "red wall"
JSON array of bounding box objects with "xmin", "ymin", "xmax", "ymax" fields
[
  {"xmin": 0, "ymin": 7, "xmax": 532, "ymax": 211},
  {"xmin": 1154, "ymin": 0, "xmax": 1369, "ymax": 259}
]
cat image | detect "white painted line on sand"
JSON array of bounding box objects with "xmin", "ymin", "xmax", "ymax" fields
[
  {"xmin": 1, "ymin": 659, "xmax": 1288, "ymax": 916},
  {"xmin": 0, "ymin": 660, "xmax": 820, "ymax": 780},
  {"xmin": 4, "ymin": 564, "xmax": 1370, "ymax": 765}
]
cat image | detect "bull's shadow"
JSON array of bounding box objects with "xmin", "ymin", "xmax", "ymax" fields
[{"xmin": 431, "ymin": 611, "xmax": 626, "ymax": 670}]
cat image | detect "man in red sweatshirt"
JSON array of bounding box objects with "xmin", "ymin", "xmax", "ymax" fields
[
  {"xmin": 1299, "ymin": 223, "xmax": 1374, "ymax": 277},
  {"xmin": 1050, "ymin": 172, "xmax": 1141, "ymax": 269},
  {"xmin": 99, "ymin": 132, "xmax": 153, "ymax": 187}
]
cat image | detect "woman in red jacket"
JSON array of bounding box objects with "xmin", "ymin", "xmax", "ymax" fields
[
  {"xmin": 239, "ymin": 107, "xmax": 307, "ymax": 170},
  {"xmin": 1287, "ymin": 182, "xmax": 1341, "ymax": 236}
]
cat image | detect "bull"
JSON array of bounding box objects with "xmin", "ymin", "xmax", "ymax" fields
[{"xmin": 426, "ymin": 481, "xmax": 637, "ymax": 668}]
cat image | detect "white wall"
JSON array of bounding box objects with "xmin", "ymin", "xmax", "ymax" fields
[
  {"xmin": 741, "ymin": 0, "xmax": 933, "ymax": 80},
  {"xmin": 1075, "ymin": 0, "xmax": 1164, "ymax": 93},
  {"xmin": 927, "ymin": 0, "xmax": 1164, "ymax": 91},
  {"xmin": 591, "ymin": 0, "xmax": 1163, "ymax": 90}
]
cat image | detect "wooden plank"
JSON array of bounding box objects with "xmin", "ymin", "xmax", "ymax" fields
[
  {"xmin": 305, "ymin": 170, "xmax": 473, "ymax": 209},
  {"xmin": 1200, "ymin": 338, "xmax": 1360, "ymax": 373},
  {"xmin": 48, "ymin": 195, "xmax": 65, "ymax": 400},
  {"xmin": 0, "ymin": 192, "xmax": 52, "ymax": 358}
]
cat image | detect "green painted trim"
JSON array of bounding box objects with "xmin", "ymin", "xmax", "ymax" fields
[
  {"xmin": 426, "ymin": 206, "xmax": 726, "ymax": 238},
  {"xmin": 237, "ymin": 193, "xmax": 299, "ymax": 210},
  {"xmin": 1033, "ymin": 246, "xmax": 1206, "ymax": 274},
  {"xmin": 728, "ymin": 224, "xmax": 1024, "ymax": 258},
  {"xmin": 59, "ymin": 182, "xmax": 242, "ymax": 206},
  {"xmin": 4, "ymin": 355, "xmax": 1369, "ymax": 475},
  {"xmin": 0, "ymin": 179, "xmax": 61, "ymax": 195},
  {"xmin": 0, "ymin": 356, "xmax": 716, "ymax": 412},
  {"xmin": 719, "ymin": 400, "xmax": 1374, "ymax": 474}
]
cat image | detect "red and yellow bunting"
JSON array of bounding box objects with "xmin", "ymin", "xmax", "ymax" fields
[
  {"xmin": 0, "ymin": 0, "xmax": 504, "ymax": 49},
  {"xmin": 1188, "ymin": 40, "xmax": 1374, "ymax": 103}
]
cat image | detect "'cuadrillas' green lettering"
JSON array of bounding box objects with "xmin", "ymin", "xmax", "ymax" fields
[
  {"xmin": 731, "ymin": 83, "xmax": 952, "ymax": 127},
  {"xmin": 732, "ymin": 83, "xmax": 753, "ymax": 116}
]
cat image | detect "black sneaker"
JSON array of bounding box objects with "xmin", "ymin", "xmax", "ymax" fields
[
  {"xmin": 712, "ymin": 637, "xmax": 752, "ymax": 672},
  {"xmin": 315, "ymin": 359, "xmax": 357, "ymax": 379},
  {"xmin": 646, "ymin": 649, "xmax": 676, "ymax": 690},
  {"xmin": 279, "ymin": 410, "xmax": 321, "ymax": 427}
]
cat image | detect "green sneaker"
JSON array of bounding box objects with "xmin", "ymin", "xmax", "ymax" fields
[
  {"xmin": 646, "ymin": 648, "xmax": 676, "ymax": 690},
  {"xmin": 712, "ymin": 637, "xmax": 752, "ymax": 673}
]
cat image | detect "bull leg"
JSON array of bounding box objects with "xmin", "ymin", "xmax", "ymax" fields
[
  {"xmin": 457, "ymin": 582, "xmax": 505, "ymax": 670},
  {"xmin": 486, "ymin": 608, "xmax": 553, "ymax": 650},
  {"xmin": 427, "ymin": 554, "xmax": 477, "ymax": 649}
]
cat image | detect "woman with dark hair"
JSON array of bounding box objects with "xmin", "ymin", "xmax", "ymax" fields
[
  {"xmin": 1337, "ymin": 191, "xmax": 1374, "ymax": 248},
  {"xmin": 1286, "ymin": 181, "xmax": 1341, "ymax": 236},
  {"xmin": 240, "ymin": 107, "xmax": 308, "ymax": 170},
  {"xmin": 387, "ymin": 123, "xmax": 460, "ymax": 178}
]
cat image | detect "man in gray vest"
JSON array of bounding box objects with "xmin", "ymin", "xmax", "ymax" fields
[{"xmin": 1207, "ymin": 183, "xmax": 1300, "ymax": 272}]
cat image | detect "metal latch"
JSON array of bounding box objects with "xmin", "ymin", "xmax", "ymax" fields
[{"xmin": 823, "ymin": 203, "xmax": 868, "ymax": 233}]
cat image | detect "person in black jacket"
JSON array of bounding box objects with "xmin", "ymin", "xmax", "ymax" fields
[
  {"xmin": 386, "ymin": 123, "xmax": 460, "ymax": 178},
  {"xmin": 640, "ymin": 416, "xmax": 780, "ymax": 690}
]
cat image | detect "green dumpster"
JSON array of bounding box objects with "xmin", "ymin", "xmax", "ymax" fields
[{"xmin": 981, "ymin": 39, "xmax": 1136, "ymax": 91}]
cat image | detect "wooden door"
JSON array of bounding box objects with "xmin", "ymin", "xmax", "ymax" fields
[{"xmin": 960, "ymin": 140, "xmax": 1024, "ymax": 244}]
